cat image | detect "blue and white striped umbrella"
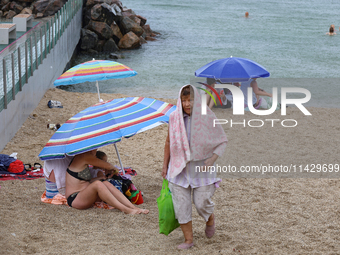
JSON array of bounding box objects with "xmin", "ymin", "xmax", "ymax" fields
[{"xmin": 39, "ymin": 97, "xmax": 176, "ymax": 161}]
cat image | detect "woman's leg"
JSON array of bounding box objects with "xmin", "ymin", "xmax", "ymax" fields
[
  {"xmin": 193, "ymin": 184, "xmax": 216, "ymax": 237},
  {"xmin": 71, "ymin": 181, "xmax": 140, "ymax": 214},
  {"xmin": 169, "ymin": 182, "xmax": 193, "ymax": 246},
  {"xmin": 102, "ymin": 181, "xmax": 149, "ymax": 214}
]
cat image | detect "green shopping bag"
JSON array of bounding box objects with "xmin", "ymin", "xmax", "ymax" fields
[{"xmin": 157, "ymin": 179, "xmax": 180, "ymax": 235}]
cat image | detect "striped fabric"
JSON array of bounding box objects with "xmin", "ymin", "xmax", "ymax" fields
[
  {"xmin": 54, "ymin": 60, "xmax": 137, "ymax": 86},
  {"xmin": 39, "ymin": 97, "xmax": 176, "ymax": 160}
]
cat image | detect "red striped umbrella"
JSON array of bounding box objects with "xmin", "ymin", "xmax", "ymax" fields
[
  {"xmin": 39, "ymin": 97, "xmax": 176, "ymax": 171},
  {"xmin": 54, "ymin": 59, "xmax": 137, "ymax": 101}
]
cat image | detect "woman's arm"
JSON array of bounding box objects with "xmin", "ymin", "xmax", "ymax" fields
[
  {"xmin": 84, "ymin": 154, "xmax": 119, "ymax": 174},
  {"xmin": 161, "ymin": 127, "xmax": 170, "ymax": 178}
]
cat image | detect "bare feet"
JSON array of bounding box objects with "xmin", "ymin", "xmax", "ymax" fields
[
  {"xmin": 125, "ymin": 208, "xmax": 141, "ymax": 214},
  {"xmin": 138, "ymin": 208, "xmax": 149, "ymax": 214}
]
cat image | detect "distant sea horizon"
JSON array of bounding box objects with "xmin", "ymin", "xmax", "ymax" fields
[{"xmin": 63, "ymin": 0, "xmax": 340, "ymax": 108}]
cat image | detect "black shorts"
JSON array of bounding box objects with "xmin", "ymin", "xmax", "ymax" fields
[{"xmin": 67, "ymin": 192, "xmax": 79, "ymax": 207}]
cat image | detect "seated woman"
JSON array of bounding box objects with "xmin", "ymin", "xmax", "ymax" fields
[
  {"xmin": 65, "ymin": 149, "xmax": 148, "ymax": 214},
  {"xmin": 203, "ymin": 78, "xmax": 231, "ymax": 109}
]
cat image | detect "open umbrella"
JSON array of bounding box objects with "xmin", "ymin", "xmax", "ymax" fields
[
  {"xmin": 195, "ymin": 56, "xmax": 270, "ymax": 83},
  {"xmin": 54, "ymin": 59, "xmax": 137, "ymax": 102},
  {"xmin": 39, "ymin": 97, "xmax": 176, "ymax": 173}
]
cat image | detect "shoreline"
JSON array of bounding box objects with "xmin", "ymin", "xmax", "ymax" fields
[{"xmin": 1, "ymin": 88, "xmax": 340, "ymax": 254}]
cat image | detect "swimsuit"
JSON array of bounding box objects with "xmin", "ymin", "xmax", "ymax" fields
[
  {"xmin": 67, "ymin": 191, "xmax": 79, "ymax": 207},
  {"xmin": 66, "ymin": 166, "xmax": 92, "ymax": 181},
  {"xmin": 66, "ymin": 165, "xmax": 92, "ymax": 207}
]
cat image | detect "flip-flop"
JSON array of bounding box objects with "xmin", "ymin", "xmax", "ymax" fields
[
  {"xmin": 24, "ymin": 164, "xmax": 32, "ymax": 171},
  {"xmin": 34, "ymin": 163, "xmax": 42, "ymax": 170},
  {"xmin": 177, "ymin": 242, "xmax": 194, "ymax": 250}
]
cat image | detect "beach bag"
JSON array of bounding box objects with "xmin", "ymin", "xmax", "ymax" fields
[{"xmin": 157, "ymin": 179, "xmax": 180, "ymax": 235}]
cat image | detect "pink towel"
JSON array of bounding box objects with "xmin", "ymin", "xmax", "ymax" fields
[{"xmin": 168, "ymin": 84, "xmax": 227, "ymax": 178}]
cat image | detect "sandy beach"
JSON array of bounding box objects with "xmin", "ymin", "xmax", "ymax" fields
[{"xmin": 1, "ymin": 88, "xmax": 340, "ymax": 254}]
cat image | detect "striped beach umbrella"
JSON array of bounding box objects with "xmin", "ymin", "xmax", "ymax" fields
[
  {"xmin": 54, "ymin": 59, "xmax": 137, "ymax": 102},
  {"xmin": 39, "ymin": 97, "xmax": 176, "ymax": 170}
]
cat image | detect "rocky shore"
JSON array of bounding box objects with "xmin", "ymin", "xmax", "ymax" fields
[{"xmin": 1, "ymin": 0, "xmax": 158, "ymax": 54}]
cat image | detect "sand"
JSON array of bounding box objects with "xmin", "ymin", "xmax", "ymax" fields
[{"xmin": 1, "ymin": 88, "xmax": 340, "ymax": 254}]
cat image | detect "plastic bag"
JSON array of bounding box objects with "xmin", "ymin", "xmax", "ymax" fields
[{"xmin": 157, "ymin": 179, "xmax": 180, "ymax": 235}]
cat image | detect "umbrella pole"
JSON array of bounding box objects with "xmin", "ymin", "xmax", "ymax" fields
[
  {"xmin": 114, "ymin": 143, "xmax": 125, "ymax": 175},
  {"xmin": 96, "ymin": 81, "xmax": 101, "ymax": 102}
]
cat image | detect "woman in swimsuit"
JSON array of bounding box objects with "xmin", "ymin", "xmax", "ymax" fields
[{"xmin": 65, "ymin": 149, "xmax": 148, "ymax": 214}]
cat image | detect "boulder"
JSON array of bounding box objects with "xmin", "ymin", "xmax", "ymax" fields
[
  {"xmin": 118, "ymin": 31, "xmax": 140, "ymax": 49},
  {"xmin": 80, "ymin": 28, "xmax": 98, "ymax": 50},
  {"xmin": 10, "ymin": 2, "xmax": 23, "ymax": 14},
  {"xmin": 87, "ymin": 20, "xmax": 113, "ymax": 40},
  {"xmin": 110, "ymin": 21, "xmax": 122, "ymax": 43},
  {"xmin": 32, "ymin": 0, "xmax": 65, "ymax": 16},
  {"xmin": 83, "ymin": 8, "xmax": 92, "ymax": 27},
  {"xmin": 20, "ymin": 7, "xmax": 32, "ymax": 15},
  {"xmin": 103, "ymin": 38, "xmax": 119, "ymax": 52},
  {"xmin": 42, "ymin": 0, "xmax": 64, "ymax": 17},
  {"xmin": 87, "ymin": 48, "xmax": 99, "ymax": 55},
  {"xmin": 145, "ymin": 36, "xmax": 157, "ymax": 41},
  {"xmin": 6, "ymin": 10, "xmax": 16, "ymax": 19},
  {"xmin": 118, "ymin": 16, "xmax": 144, "ymax": 36},
  {"xmin": 1, "ymin": 2, "xmax": 10, "ymax": 12},
  {"xmin": 1, "ymin": 0, "xmax": 10, "ymax": 6},
  {"xmin": 32, "ymin": 0, "xmax": 49, "ymax": 14},
  {"xmin": 136, "ymin": 15, "xmax": 147, "ymax": 27},
  {"xmin": 91, "ymin": 3, "xmax": 116, "ymax": 26},
  {"xmin": 142, "ymin": 24, "xmax": 153, "ymax": 36},
  {"xmin": 139, "ymin": 36, "xmax": 147, "ymax": 44},
  {"xmin": 86, "ymin": 0, "xmax": 121, "ymax": 7},
  {"xmin": 109, "ymin": 53, "xmax": 121, "ymax": 59},
  {"xmin": 94, "ymin": 39, "xmax": 106, "ymax": 52}
]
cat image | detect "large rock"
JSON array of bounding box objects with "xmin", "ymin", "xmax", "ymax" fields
[
  {"xmin": 88, "ymin": 20, "xmax": 113, "ymax": 40},
  {"xmin": 1, "ymin": 0, "xmax": 10, "ymax": 5},
  {"xmin": 86, "ymin": 0, "xmax": 122, "ymax": 8},
  {"xmin": 91, "ymin": 3, "xmax": 116, "ymax": 26},
  {"xmin": 10, "ymin": 2, "xmax": 23, "ymax": 14},
  {"xmin": 1, "ymin": 2, "xmax": 10, "ymax": 12},
  {"xmin": 118, "ymin": 16, "xmax": 144, "ymax": 36},
  {"xmin": 42, "ymin": 0, "xmax": 64, "ymax": 17},
  {"xmin": 136, "ymin": 15, "xmax": 147, "ymax": 27},
  {"xmin": 20, "ymin": 7, "xmax": 33, "ymax": 15},
  {"xmin": 6, "ymin": 10, "xmax": 16, "ymax": 19},
  {"xmin": 103, "ymin": 38, "xmax": 119, "ymax": 52},
  {"xmin": 118, "ymin": 31, "xmax": 140, "ymax": 49},
  {"xmin": 32, "ymin": 0, "xmax": 65, "ymax": 16},
  {"xmin": 110, "ymin": 21, "xmax": 122, "ymax": 43},
  {"xmin": 83, "ymin": 8, "xmax": 92, "ymax": 28},
  {"xmin": 94, "ymin": 40, "xmax": 106, "ymax": 52},
  {"xmin": 80, "ymin": 28, "xmax": 98, "ymax": 50}
]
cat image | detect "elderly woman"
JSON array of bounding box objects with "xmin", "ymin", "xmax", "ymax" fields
[
  {"xmin": 162, "ymin": 84, "xmax": 227, "ymax": 249},
  {"xmin": 65, "ymin": 149, "xmax": 148, "ymax": 214}
]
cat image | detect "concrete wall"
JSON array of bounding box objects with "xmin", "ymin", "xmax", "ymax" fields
[{"xmin": 0, "ymin": 8, "xmax": 82, "ymax": 151}]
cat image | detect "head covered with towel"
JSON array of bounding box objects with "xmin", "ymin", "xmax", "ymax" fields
[{"xmin": 168, "ymin": 84, "xmax": 227, "ymax": 178}]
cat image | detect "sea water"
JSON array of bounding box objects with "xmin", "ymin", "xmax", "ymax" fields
[{"xmin": 64, "ymin": 0, "xmax": 340, "ymax": 108}]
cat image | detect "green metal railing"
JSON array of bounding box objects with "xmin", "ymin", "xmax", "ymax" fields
[{"xmin": 0, "ymin": 0, "xmax": 82, "ymax": 112}]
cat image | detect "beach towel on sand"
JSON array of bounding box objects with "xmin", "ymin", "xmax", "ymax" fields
[{"xmin": 0, "ymin": 168, "xmax": 44, "ymax": 181}]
